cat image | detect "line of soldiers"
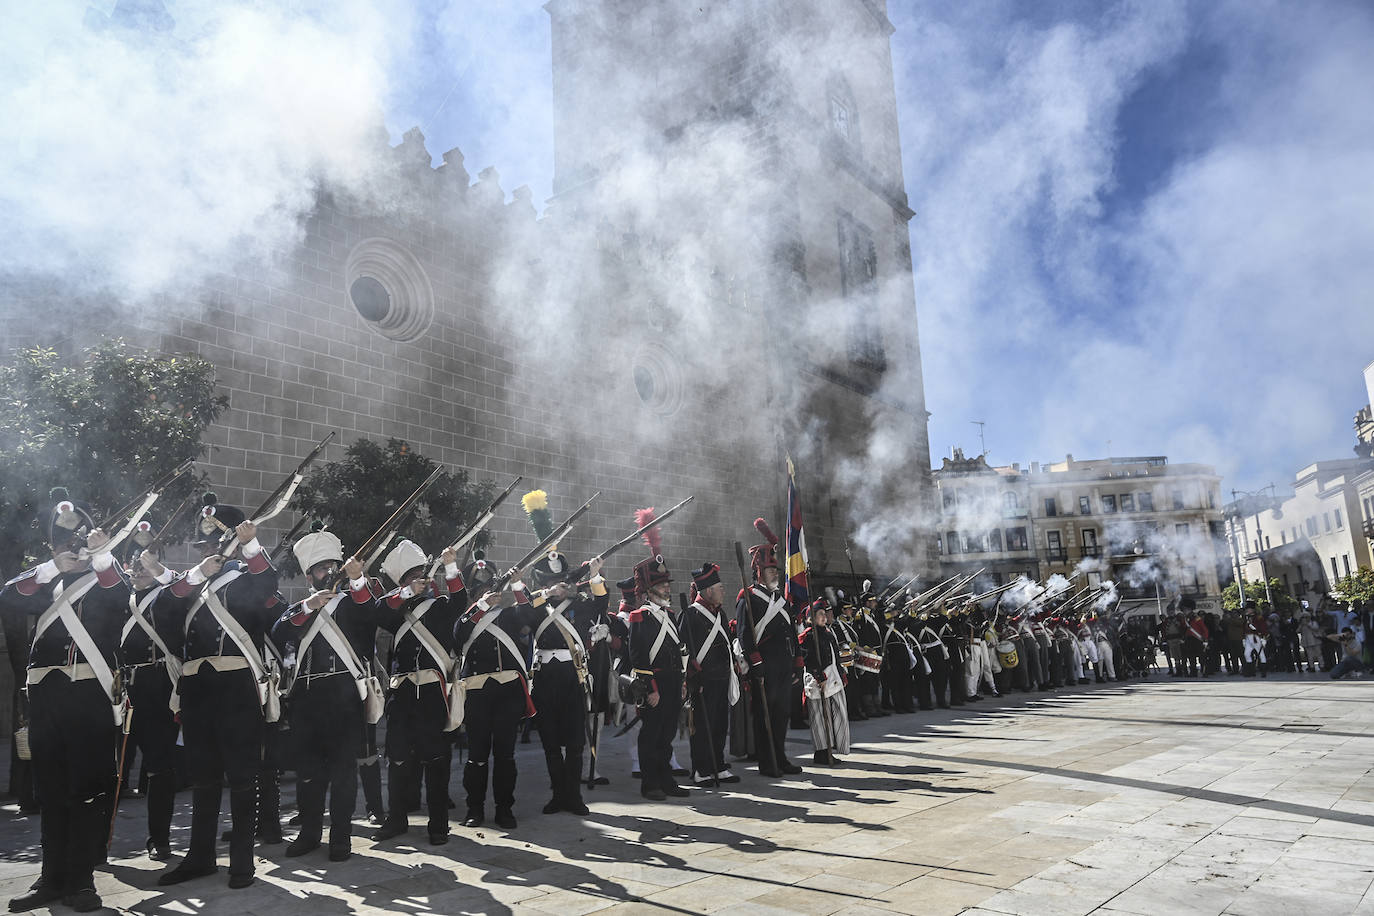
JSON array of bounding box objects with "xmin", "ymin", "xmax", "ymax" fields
[{"xmin": 2, "ymin": 486, "xmax": 1150, "ymax": 913}]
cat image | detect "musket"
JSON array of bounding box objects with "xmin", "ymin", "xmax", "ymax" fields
[
  {"xmin": 735, "ymin": 539, "xmax": 778, "ymax": 773},
  {"xmin": 877, "ymin": 571, "xmax": 921, "ymax": 604},
  {"xmin": 565, "ymin": 495, "xmax": 695, "ymax": 585},
  {"xmin": 425, "ymin": 475, "xmax": 523, "ymax": 580},
  {"xmin": 843, "ymin": 540, "xmax": 860, "ymax": 597},
  {"xmin": 269, "ymin": 516, "xmax": 312, "ymax": 564},
  {"xmin": 94, "ymin": 459, "xmax": 195, "ymax": 556},
  {"xmin": 488, "ymin": 492, "xmax": 600, "ymax": 596},
  {"xmin": 125, "ymin": 489, "xmax": 197, "ymax": 566},
  {"xmin": 334, "ymin": 466, "xmax": 445, "ymax": 588},
  {"xmin": 906, "ymin": 574, "xmax": 972, "ymax": 609},
  {"xmin": 969, "ymin": 580, "xmax": 1022, "ymax": 604},
  {"xmin": 212, "ymin": 432, "xmax": 336, "ymax": 558}
]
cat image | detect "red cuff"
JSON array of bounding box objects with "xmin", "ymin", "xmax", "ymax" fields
[
  {"xmin": 350, "ymin": 582, "xmax": 376, "ymax": 604},
  {"xmin": 385, "ymin": 592, "xmax": 405, "ymax": 610},
  {"xmin": 290, "ymin": 607, "xmax": 311, "ymax": 626},
  {"xmin": 446, "ymin": 571, "xmax": 465, "ymax": 594},
  {"xmin": 170, "ymin": 576, "xmax": 195, "ymax": 598},
  {"xmin": 469, "ymin": 608, "xmax": 485, "ymax": 624},
  {"xmin": 749, "ymin": 652, "xmax": 763, "ymax": 667},
  {"xmin": 14, "ymin": 572, "xmax": 41, "ymax": 596},
  {"xmin": 266, "ymin": 593, "xmax": 280, "ymax": 608},
  {"xmin": 244, "ymin": 549, "xmax": 271, "ymax": 575},
  {"xmin": 95, "ymin": 563, "xmax": 123, "ymax": 588}
]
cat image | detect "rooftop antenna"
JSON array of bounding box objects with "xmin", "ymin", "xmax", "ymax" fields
[{"xmin": 971, "ymin": 420, "xmax": 987, "ymax": 458}]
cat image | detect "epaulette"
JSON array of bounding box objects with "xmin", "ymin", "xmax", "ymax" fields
[
  {"xmin": 797, "ymin": 626, "xmax": 813, "ymax": 644},
  {"xmin": 629, "ymin": 609, "xmax": 645, "ymax": 624},
  {"xmin": 736, "ymin": 587, "xmax": 748, "ymax": 602}
]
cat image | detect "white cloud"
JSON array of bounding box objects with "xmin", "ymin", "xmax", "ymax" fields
[{"xmin": 895, "ymin": 0, "xmax": 1374, "ymax": 488}]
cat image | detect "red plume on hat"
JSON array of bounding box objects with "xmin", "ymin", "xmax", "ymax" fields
[
  {"xmin": 632, "ymin": 507, "xmax": 670, "ymax": 595},
  {"xmin": 749, "ymin": 517, "xmax": 780, "ymax": 579},
  {"xmin": 636, "ymin": 508, "xmax": 661, "ymax": 559}
]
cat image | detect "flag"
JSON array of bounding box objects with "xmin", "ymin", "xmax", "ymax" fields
[{"xmin": 784, "ymin": 455, "xmax": 809, "ymax": 610}]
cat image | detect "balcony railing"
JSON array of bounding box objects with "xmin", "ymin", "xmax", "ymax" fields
[
  {"xmin": 1178, "ymin": 584, "xmax": 1206, "ymax": 597},
  {"xmin": 1080, "ymin": 545, "xmax": 1103, "ymax": 558},
  {"xmin": 1364, "ymin": 518, "xmax": 1374, "ymax": 539},
  {"xmin": 1045, "ymin": 548, "xmax": 1068, "ymax": 563}
]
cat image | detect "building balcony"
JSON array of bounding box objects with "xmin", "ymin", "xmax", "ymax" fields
[
  {"xmin": 1080, "ymin": 545, "xmax": 1103, "ymax": 558},
  {"xmin": 1045, "ymin": 548, "xmax": 1068, "ymax": 563},
  {"xmin": 1364, "ymin": 518, "xmax": 1374, "ymax": 540},
  {"xmin": 1178, "ymin": 584, "xmax": 1206, "ymax": 597}
]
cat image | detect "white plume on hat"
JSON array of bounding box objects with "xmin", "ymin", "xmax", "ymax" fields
[
  {"xmin": 382, "ymin": 539, "xmax": 428, "ymax": 587},
  {"xmin": 293, "ymin": 529, "xmax": 343, "ymax": 574}
]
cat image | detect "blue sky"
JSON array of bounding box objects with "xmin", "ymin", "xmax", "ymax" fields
[
  {"xmin": 372, "ymin": 0, "xmax": 1374, "ymax": 493},
  {"xmin": 6, "ymin": 0, "xmax": 1373, "ymax": 497}
]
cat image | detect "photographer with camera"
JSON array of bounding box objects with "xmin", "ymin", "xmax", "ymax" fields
[{"xmin": 1326, "ymin": 627, "xmax": 1367, "ymax": 680}]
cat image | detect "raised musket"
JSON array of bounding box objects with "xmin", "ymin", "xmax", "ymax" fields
[
  {"xmin": 92, "ymin": 459, "xmax": 195, "ymax": 557},
  {"xmin": 564, "ymin": 495, "xmax": 695, "ymax": 585},
  {"xmin": 425, "ymin": 475, "xmax": 524, "ymax": 580},
  {"xmin": 486, "ymin": 491, "xmax": 600, "ymax": 597},
  {"xmin": 211, "ymin": 432, "xmax": 336, "ymax": 559},
  {"xmin": 334, "ymin": 466, "xmax": 446, "ymax": 588}
]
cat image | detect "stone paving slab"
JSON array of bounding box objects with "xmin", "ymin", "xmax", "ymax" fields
[{"xmin": 4, "ymin": 672, "xmax": 1374, "ymax": 914}]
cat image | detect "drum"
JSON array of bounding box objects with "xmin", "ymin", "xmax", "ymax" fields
[
  {"xmin": 839, "ymin": 644, "xmax": 856, "ymax": 668},
  {"xmin": 857, "ymin": 647, "xmax": 883, "ymax": 674},
  {"xmin": 996, "ymin": 641, "xmax": 1019, "ymax": 669}
]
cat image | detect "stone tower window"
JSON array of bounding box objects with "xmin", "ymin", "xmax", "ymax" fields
[
  {"xmin": 343, "ymin": 238, "xmax": 435, "ymax": 342},
  {"xmin": 826, "ymin": 75, "xmax": 860, "ymax": 151}
]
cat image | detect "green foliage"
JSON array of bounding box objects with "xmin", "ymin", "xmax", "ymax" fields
[
  {"xmin": 1221, "ymin": 577, "xmax": 1298, "ymax": 614},
  {"xmin": 1332, "ymin": 567, "xmax": 1374, "ymax": 607},
  {"xmin": 0, "ymin": 340, "xmax": 226, "ymax": 570},
  {"xmin": 285, "ymin": 437, "xmax": 495, "ymax": 580}
]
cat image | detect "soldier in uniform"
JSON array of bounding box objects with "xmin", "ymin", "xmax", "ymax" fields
[
  {"xmin": 852, "ymin": 584, "xmax": 886, "ymax": 718},
  {"xmin": 799, "ymin": 598, "xmax": 849, "ymax": 767},
  {"xmin": 682, "ymin": 562, "xmax": 739, "ymax": 786},
  {"xmin": 271, "ymin": 528, "xmax": 379, "ymax": 862},
  {"xmin": 120, "ymin": 529, "xmax": 184, "ymax": 862},
  {"xmin": 529, "ymin": 548, "xmax": 607, "ymax": 817},
  {"xmin": 158, "ymin": 494, "xmax": 278, "ymax": 890},
  {"xmin": 831, "ymin": 592, "xmax": 865, "ymax": 722},
  {"xmin": 629, "ymin": 536, "xmax": 690, "ymax": 800},
  {"xmin": 736, "ymin": 518, "xmax": 803, "ymax": 778},
  {"xmin": 912, "ymin": 606, "xmax": 948, "ymax": 709},
  {"xmin": 1, "ymin": 491, "xmax": 126, "ymax": 913},
  {"xmin": 372, "ymin": 540, "xmax": 465, "ymax": 845},
  {"xmin": 453, "ymin": 575, "xmax": 539, "ymax": 829},
  {"xmin": 880, "ymin": 595, "xmax": 915, "ymax": 713}
]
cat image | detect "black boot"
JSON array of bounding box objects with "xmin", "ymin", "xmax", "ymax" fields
[
  {"xmin": 542, "ymin": 750, "xmax": 564, "ymax": 815},
  {"xmin": 159, "ymin": 784, "xmax": 221, "ymax": 885},
  {"xmin": 227, "ymin": 782, "xmax": 257, "ymax": 887},
  {"xmin": 286, "ymin": 776, "xmax": 323, "ymax": 857},
  {"xmin": 461, "ymin": 761, "xmax": 488, "ymax": 827},
  {"xmin": 257, "ymin": 766, "xmax": 283, "ymax": 844},
  {"xmin": 423, "ymin": 756, "xmax": 451, "ymax": 844},
  {"xmin": 359, "ymin": 759, "xmax": 385, "ymax": 826},
  {"xmin": 145, "ymin": 772, "xmax": 175, "ymax": 860},
  {"xmin": 375, "ymin": 760, "xmax": 411, "ymax": 840},
  {"xmin": 493, "ymin": 758, "xmax": 517, "ymax": 828},
  {"xmin": 563, "ymin": 751, "xmax": 589, "ymax": 816}
]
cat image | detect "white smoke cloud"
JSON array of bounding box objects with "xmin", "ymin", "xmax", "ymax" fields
[{"xmin": 0, "ymin": 0, "xmax": 416, "ymax": 298}]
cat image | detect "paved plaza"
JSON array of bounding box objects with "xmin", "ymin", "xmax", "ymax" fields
[{"xmin": 4, "ymin": 675, "xmax": 1374, "ymax": 915}]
